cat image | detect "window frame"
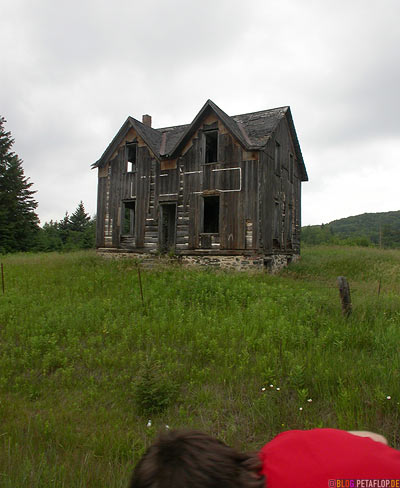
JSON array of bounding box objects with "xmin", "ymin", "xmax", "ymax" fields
[
  {"xmin": 203, "ymin": 195, "xmax": 220, "ymax": 234},
  {"xmin": 121, "ymin": 200, "xmax": 135, "ymax": 236},
  {"xmin": 126, "ymin": 142, "xmax": 137, "ymax": 173},
  {"xmin": 203, "ymin": 130, "xmax": 219, "ymax": 164}
]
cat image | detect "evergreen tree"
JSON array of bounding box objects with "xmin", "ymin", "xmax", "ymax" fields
[
  {"xmin": 58, "ymin": 211, "xmax": 70, "ymax": 244},
  {"xmin": 69, "ymin": 201, "xmax": 91, "ymax": 232},
  {"xmin": 0, "ymin": 117, "xmax": 39, "ymax": 253},
  {"xmin": 34, "ymin": 220, "xmax": 63, "ymax": 251}
]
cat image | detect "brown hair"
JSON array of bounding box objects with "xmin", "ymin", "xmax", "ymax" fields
[{"xmin": 129, "ymin": 430, "xmax": 265, "ymax": 488}]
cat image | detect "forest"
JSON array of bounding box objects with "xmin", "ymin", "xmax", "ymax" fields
[{"xmin": 302, "ymin": 211, "xmax": 400, "ymax": 248}]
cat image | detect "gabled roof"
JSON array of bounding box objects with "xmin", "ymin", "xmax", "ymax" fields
[
  {"xmin": 92, "ymin": 116, "xmax": 162, "ymax": 169},
  {"xmin": 92, "ymin": 99, "xmax": 308, "ymax": 181}
]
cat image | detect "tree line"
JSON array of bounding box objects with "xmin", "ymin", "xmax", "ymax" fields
[
  {"xmin": 302, "ymin": 213, "xmax": 400, "ymax": 249},
  {"xmin": 0, "ymin": 116, "xmax": 95, "ymax": 254}
]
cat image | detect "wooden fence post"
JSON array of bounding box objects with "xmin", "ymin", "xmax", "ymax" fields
[
  {"xmin": 137, "ymin": 263, "xmax": 144, "ymax": 308},
  {"xmin": 337, "ymin": 276, "xmax": 351, "ymax": 317}
]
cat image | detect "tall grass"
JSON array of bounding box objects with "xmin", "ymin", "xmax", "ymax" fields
[{"xmin": 1, "ymin": 247, "xmax": 400, "ymax": 486}]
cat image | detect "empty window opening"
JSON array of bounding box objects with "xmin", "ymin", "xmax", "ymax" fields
[
  {"xmin": 160, "ymin": 204, "xmax": 176, "ymax": 253},
  {"xmin": 204, "ymin": 131, "xmax": 218, "ymax": 163},
  {"xmin": 122, "ymin": 201, "xmax": 135, "ymax": 235},
  {"xmin": 203, "ymin": 196, "xmax": 219, "ymax": 233},
  {"xmin": 274, "ymin": 141, "xmax": 281, "ymax": 175},
  {"xmin": 126, "ymin": 143, "xmax": 137, "ymax": 172}
]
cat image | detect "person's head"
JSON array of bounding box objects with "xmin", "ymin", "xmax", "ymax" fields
[{"xmin": 129, "ymin": 430, "xmax": 265, "ymax": 488}]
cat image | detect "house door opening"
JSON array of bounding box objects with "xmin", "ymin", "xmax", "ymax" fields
[{"xmin": 160, "ymin": 204, "xmax": 176, "ymax": 253}]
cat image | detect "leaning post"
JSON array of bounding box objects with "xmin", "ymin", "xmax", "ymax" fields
[
  {"xmin": 1, "ymin": 263, "xmax": 4, "ymax": 295},
  {"xmin": 137, "ymin": 263, "xmax": 144, "ymax": 308},
  {"xmin": 337, "ymin": 276, "xmax": 352, "ymax": 317}
]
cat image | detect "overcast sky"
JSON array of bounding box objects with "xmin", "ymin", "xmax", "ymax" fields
[{"xmin": 1, "ymin": 0, "xmax": 399, "ymax": 226}]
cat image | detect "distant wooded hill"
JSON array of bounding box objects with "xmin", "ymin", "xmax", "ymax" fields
[{"xmin": 302, "ymin": 210, "xmax": 400, "ymax": 248}]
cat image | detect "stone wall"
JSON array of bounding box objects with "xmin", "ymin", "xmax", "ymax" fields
[{"xmin": 96, "ymin": 248, "xmax": 299, "ymax": 273}]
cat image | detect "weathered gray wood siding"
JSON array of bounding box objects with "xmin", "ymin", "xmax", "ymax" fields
[
  {"xmin": 178, "ymin": 128, "xmax": 259, "ymax": 251},
  {"xmin": 98, "ymin": 141, "xmax": 154, "ymax": 248},
  {"xmin": 260, "ymin": 116, "xmax": 301, "ymax": 254},
  {"xmin": 96, "ymin": 171, "xmax": 107, "ymax": 247},
  {"xmin": 96, "ymin": 111, "xmax": 302, "ymax": 255},
  {"xmin": 135, "ymin": 146, "xmax": 151, "ymax": 247}
]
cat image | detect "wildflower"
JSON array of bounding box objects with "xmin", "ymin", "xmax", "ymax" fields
[
  {"xmin": 269, "ymin": 384, "xmax": 274, "ymax": 388},
  {"xmin": 147, "ymin": 420, "xmax": 152, "ymax": 427},
  {"xmin": 299, "ymin": 407, "xmax": 303, "ymax": 411},
  {"xmin": 307, "ymin": 398, "xmax": 312, "ymax": 403},
  {"xmin": 165, "ymin": 424, "xmax": 170, "ymax": 430},
  {"xmin": 276, "ymin": 387, "xmax": 280, "ymax": 391},
  {"xmin": 261, "ymin": 387, "xmax": 266, "ymax": 391},
  {"xmin": 387, "ymin": 396, "xmax": 391, "ymax": 400}
]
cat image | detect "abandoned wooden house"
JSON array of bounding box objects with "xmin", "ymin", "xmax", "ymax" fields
[{"xmin": 92, "ymin": 100, "xmax": 308, "ymax": 271}]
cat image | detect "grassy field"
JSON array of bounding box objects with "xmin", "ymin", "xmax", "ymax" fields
[{"xmin": 1, "ymin": 246, "xmax": 400, "ymax": 487}]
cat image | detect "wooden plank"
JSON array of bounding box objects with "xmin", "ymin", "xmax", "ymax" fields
[
  {"xmin": 96, "ymin": 176, "xmax": 107, "ymax": 247},
  {"xmin": 135, "ymin": 146, "xmax": 151, "ymax": 248}
]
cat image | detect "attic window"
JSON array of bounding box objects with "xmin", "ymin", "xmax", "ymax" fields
[
  {"xmin": 203, "ymin": 196, "xmax": 219, "ymax": 233},
  {"xmin": 204, "ymin": 131, "xmax": 218, "ymax": 164},
  {"xmin": 126, "ymin": 143, "xmax": 137, "ymax": 172}
]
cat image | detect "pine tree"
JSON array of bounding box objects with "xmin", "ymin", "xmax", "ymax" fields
[
  {"xmin": 0, "ymin": 117, "xmax": 39, "ymax": 253},
  {"xmin": 69, "ymin": 201, "xmax": 91, "ymax": 232},
  {"xmin": 58, "ymin": 211, "xmax": 70, "ymax": 244}
]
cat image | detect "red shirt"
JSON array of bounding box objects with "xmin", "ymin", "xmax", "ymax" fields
[{"xmin": 259, "ymin": 429, "xmax": 400, "ymax": 488}]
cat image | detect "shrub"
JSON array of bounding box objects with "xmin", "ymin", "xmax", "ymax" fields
[{"xmin": 134, "ymin": 362, "xmax": 179, "ymax": 415}]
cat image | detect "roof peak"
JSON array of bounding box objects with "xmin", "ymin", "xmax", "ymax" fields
[{"xmin": 93, "ymin": 101, "xmax": 303, "ymax": 177}]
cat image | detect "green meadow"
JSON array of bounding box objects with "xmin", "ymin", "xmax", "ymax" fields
[{"xmin": 1, "ymin": 246, "xmax": 400, "ymax": 487}]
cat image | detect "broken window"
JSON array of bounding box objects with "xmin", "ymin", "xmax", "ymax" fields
[
  {"xmin": 122, "ymin": 201, "xmax": 135, "ymax": 235},
  {"xmin": 204, "ymin": 131, "xmax": 218, "ymax": 164},
  {"xmin": 126, "ymin": 143, "xmax": 137, "ymax": 172},
  {"xmin": 274, "ymin": 141, "xmax": 281, "ymax": 176},
  {"xmin": 203, "ymin": 196, "xmax": 219, "ymax": 233},
  {"xmin": 160, "ymin": 204, "xmax": 176, "ymax": 253}
]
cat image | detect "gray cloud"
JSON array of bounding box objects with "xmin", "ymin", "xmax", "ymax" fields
[{"xmin": 1, "ymin": 0, "xmax": 400, "ymax": 225}]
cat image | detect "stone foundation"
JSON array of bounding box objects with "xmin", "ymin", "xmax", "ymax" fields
[{"xmin": 97, "ymin": 248, "xmax": 299, "ymax": 273}]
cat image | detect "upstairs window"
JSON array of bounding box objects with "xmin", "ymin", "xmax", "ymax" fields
[
  {"xmin": 204, "ymin": 131, "xmax": 218, "ymax": 164},
  {"xmin": 126, "ymin": 143, "xmax": 137, "ymax": 172},
  {"xmin": 274, "ymin": 141, "xmax": 281, "ymax": 176},
  {"xmin": 203, "ymin": 196, "xmax": 219, "ymax": 233}
]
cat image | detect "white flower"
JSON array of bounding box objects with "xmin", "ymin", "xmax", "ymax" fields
[
  {"xmin": 165, "ymin": 424, "xmax": 170, "ymax": 429},
  {"xmin": 261, "ymin": 387, "xmax": 266, "ymax": 391},
  {"xmin": 147, "ymin": 420, "xmax": 152, "ymax": 427},
  {"xmin": 387, "ymin": 396, "xmax": 391, "ymax": 400},
  {"xmin": 307, "ymin": 398, "xmax": 312, "ymax": 403},
  {"xmin": 299, "ymin": 407, "xmax": 303, "ymax": 411},
  {"xmin": 269, "ymin": 384, "xmax": 274, "ymax": 388},
  {"xmin": 276, "ymin": 387, "xmax": 280, "ymax": 391}
]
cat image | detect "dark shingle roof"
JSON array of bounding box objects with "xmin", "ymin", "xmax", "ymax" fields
[
  {"xmin": 92, "ymin": 100, "xmax": 307, "ymax": 180},
  {"xmin": 232, "ymin": 107, "xmax": 287, "ymax": 147}
]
